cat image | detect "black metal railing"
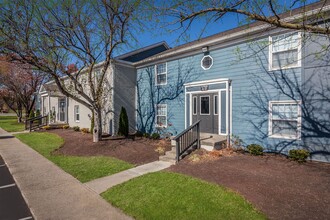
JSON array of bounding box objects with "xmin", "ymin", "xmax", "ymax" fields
[
  {"xmin": 173, "ymin": 120, "xmax": 200, "ymax": 162},
  {"xmin": 25, "ymin": 115, "xmax": 48, "ymax": 131}
]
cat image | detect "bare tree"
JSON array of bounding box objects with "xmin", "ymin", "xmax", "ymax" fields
[
  {"xmin": 0, "ymin": 0, "xmax": 141, "ymax": 142},
  {"xmin": 160, "ymin": 0, "xmax": 330, "ymax": 35}
]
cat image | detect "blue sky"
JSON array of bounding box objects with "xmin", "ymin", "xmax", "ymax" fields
[{"xmin": 116, "ymin": 0, "xmax": 318, "ymax": 55}]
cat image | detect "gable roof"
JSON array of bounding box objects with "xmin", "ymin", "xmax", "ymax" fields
[
  {"xmin": 134, "ymin": 1, "xmax": 330, "ymax": 67},
  {"xmin": 115, "ymin": 41, "xmax": 170, "ymax": 62}
]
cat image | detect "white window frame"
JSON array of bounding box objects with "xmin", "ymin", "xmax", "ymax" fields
[
  {"xmin": 268, "ymin": 100, "xmax": 301, "ymax": 140},
  {"xmin": 74, "ymin": 105, "xmax": 80, "ymax": 122},
  {"xmin": 269, "ymin": 32, "xmax": 301, "ymax": 71},
  {"xmin": 214, "ymin": 95, "xmax": 218, "ymax": 115},
  {"xmin": 156, "ymin": 104, "xmax": 167, "ymax": 127},
  {"xmin": 201, "ymin": 55, "xmax": 213, "ymax": 70},
  {"xmin": 200, "ymin": 95, "xmax": 210, "ymax": 115},
  {"xmin": 193, "ymin": 96, "xmax": 197, "ymax": 115},
  {"xmin": 155, "ymin": 63, "xmax": 167, "ymax": 86}
]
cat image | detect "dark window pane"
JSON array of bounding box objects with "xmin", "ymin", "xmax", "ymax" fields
[
  {"xmin": 214, "ymin": 95, "xmax": 218, "ymax": 115},
  {"xmin": 193, "ymin": 97, "xmax": 197, "ymax": 115},
  {"xmin": 200, "ymin": 96, "xmax": 210, "ymax": 114}
]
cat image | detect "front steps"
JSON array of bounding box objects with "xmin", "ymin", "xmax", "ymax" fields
[
  {"xmin": 163, "ymin": 133, "xmax": 227, "ymax": 163},
  {"xmin": 200, "ymin": 133, "xmax": 227, "ymax": 149},
  {"xmin": 159, "ymin": 147, "xmax": 176, "ymax": 164}
]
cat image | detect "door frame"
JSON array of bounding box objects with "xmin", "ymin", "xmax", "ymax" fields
[{"xmin": 184, "ymin": 78, "xmax": 231, "ymax": 136}]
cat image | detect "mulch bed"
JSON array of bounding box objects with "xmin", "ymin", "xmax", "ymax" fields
[
  {"xmin": 168, "ymin": 150, "xmax": 330, "ymax": 220},
  {"xmin": 48, "ymin": 129, "xmax": 172, "ymax": 166}
]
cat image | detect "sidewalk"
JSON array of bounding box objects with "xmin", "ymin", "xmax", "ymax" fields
[
  {"xmin": 0, "ymin": 128, "xmax": 132, "ymax": 220},
  {"xmin": 85, "ymin": 161, "xmax": 172, "ymax": 194}
]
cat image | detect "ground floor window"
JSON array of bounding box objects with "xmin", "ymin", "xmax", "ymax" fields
[
  {"xmin": 269, "ymin": 101, "xmax": 301, "ymax": 139},
  {"xmin": 156, "ymin": 104, "xmax": 167, "ymax": 127},
  {"xmin": 74, "ymin": 105, "xmax": 80, "ymax": 122}
]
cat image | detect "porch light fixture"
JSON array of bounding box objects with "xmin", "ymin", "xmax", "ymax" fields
[{"xmin": 202, "ymin": 46, "xmax": 209, "ymax": 53}]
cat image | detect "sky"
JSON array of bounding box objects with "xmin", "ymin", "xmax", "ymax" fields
[{"xmin": 116, "ymin": 0, "xmax": 319, "ymax": 55}]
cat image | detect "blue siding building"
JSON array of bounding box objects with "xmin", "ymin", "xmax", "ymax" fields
[{"xmin": 134, "ymin": 3, "xmax": 330, "ymax": 162}]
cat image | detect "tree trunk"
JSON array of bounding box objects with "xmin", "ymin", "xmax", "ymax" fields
[
  {"xmin": 93, "ymin": 108, "xmax": 103, "ymax": 142},
  {"xmin": 17, "ymin": 108, "xmax": 22, "ymax": 123}
]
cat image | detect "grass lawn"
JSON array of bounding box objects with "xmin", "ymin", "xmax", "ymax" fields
[
  {"xmin": 102, "ymin": 172, "xmax": 266, "ymax": 220},
  {"xmin": 15, "ymin": 132, "xmax": 134, "ymax": 183},
  {"xmin": 0, "ymin": 116, "xmax": 25, "ymax": 132}
]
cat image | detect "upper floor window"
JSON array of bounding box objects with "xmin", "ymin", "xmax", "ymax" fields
[
  {"xmin": 269, "ymin": 32, "xmax": 301, "ymax": 70},
  {"xmin": 201, "ymin": 55, "xmax": 213, "ymax": 70},
  {"xmin": 269, "ymin": 101, "xmax": 301, "ymax": 139},
  {"xmin": 155, "ymin": 63, "xmax": 167, "ymax": 85}
]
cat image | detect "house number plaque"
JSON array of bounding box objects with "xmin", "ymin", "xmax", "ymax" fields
[{"xmin": 200, "ymin": 85, "xmax": 209, "ymax": 91}]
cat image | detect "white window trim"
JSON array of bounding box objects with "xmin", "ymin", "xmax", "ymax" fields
[
  {"xmin": 156, "ymin": 104, "xmax": 167, "ymax": 127},
  {"xmin": 74, "ymin": 105, "xmax": 80, "ymax": 123},
  {"xmin": 268, "ymin": 100, "xmax": 301, "ymax": 140},
  {"xmin": 193, "ymin": 96, "xmax": 197, "ymax": 115},
  {"xmin": 214, "ymin": 95, "xmax": 218, "ymax": 115},
  {"xmin": 200, "ymin": 95, "xmax": 211, "ymax": 115},
  {"xmin": 155, "ymin": 63, "xmax": 167, "ymax": 86},
  {"xmin": 268, "ymin": 32, "xmax": 302, "ymax": 71},
  {"xmin": 201, "ymin": 55, "xmax": 213, "ymax": 70}
]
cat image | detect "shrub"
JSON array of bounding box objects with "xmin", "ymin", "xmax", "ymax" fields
[
  {"xmin": 73, "ymin": 126, "xmax": 80, "ymax": 132},
  {"xmin": 62, "ymin": 125, "xmax": 70, "ymax": 129},
  {"xmin": 143, "ymin": 133, "xmax": 150, "ymax": 138},
  {"xmin": 155, "ymin": 146, "xmax": 166, "ymax": 155},
  {"xmin": 42, "ymin": 125, "xmax": 51, "ymax": 130},
  {"xmin": 81, "ymin": 128, "xmax": 90, "ymax": 134},
  {"xmin": 29, "ymin": 110, "xmax": 35, "ymax": 119},
  {"xmin": 289, "ymin": 149, "xmax": 310, "ymax": 162},
  {"xmin": 118, "ymin": 107, "xmax": 129, "ymax": 137},
  {"xmin": 135, "ymin": 131, "xmax": 143, "ymax": 137},
  {"xmin": 151, "ymin": 133, "xmax": 160, "ymax": 140},
  {"xmin": 247, "ymin": 144, "xmax": 264, "ymax": 156},
  {"xmin": 35, "ymin": 109, "xmax": 41, "ymax": 117}
]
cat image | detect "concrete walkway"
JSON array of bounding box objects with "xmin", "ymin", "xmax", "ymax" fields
[
  {"xmin": 0, "ymin": 128, "xmax": 132, "ymax": 220},
  {"xmin": 85, "ymin": 161, "xmax": 172, "ymax": 194}
]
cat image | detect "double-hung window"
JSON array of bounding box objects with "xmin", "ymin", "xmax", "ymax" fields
[
  {"xmin": 156, "ymin": 104, "xmax": 167, "ymax": 127},
  {"xmin": 269, "ymin": 101, "xmax": 301, "ymax": 139},
  {"xmin": 155, "ymin": 63, "xmax": 167, "ymax": 85},
  {"xmin": 269, "ymin": 32, "xmax": 301, "ymax": 70},
  {"xmin": 74, "ymin": 105, "xmax": 80, "ymax": 122}
]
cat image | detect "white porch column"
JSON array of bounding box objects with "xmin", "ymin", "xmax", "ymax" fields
[{"xmin": 48, "ymin": 94, "xmax": 51, "ymax": 122}]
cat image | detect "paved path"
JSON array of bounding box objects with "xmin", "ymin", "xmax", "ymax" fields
[
  {"xmin": 0, "ymin": 128, "xmax": 132, "ymax": 220},
  {"xmin": 85, "ymin": 161, "xmax": 172, "ymax": 194}
]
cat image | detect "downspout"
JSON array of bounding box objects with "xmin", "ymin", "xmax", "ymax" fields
[{"xmin": 227, "ymin": 80, "xmax": 232, "ymax": 148}]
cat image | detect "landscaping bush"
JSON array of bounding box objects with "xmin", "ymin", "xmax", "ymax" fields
[
  {"xmin": 246, "ymin": 144, "xmax": 264, "ymax": 156},
  {"xmin": 143, "ymin": 133, "xmax": 150, "ymax": 138},
  {"xmin": 135, "ymin": 131, "xmax": 143, "ymax": 137},
  {"xmin": 62, "ymin": 125, "xmax": 70, "ymax": 129},
  {"xmin": 29, "ymin": 110, "xmax": 35, "ymax": 119},
  {"xmin": 35, "ymin": 109, "xmax": 41, "ymax": 117},
  {"xmin": 289, "ymin": 149, "xmax": 310, "ymax": 162},
  {"xmin": 81, "ymin": 128, "xmax": 90, "ymax": 134},
  {"xmin": 42, "ymin": 125, "xmax": 51, "ymax": 130},
  {"xmin": 73, "ymin": 126, "xmax": 80, "ymax": 132},
  {"xmin": 118, "ymin": 107, "xmax": 129, "ymax": 137},
  {"xmin": 151, "ymin": 133, "xmax": 160, "ymax": 140}
]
